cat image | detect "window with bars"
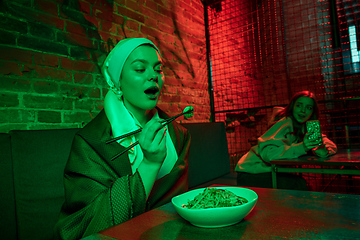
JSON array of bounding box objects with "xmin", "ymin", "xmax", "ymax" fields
[{"xmin": 204, "ymin": 0, "xmax": 360, "ymax": 194}]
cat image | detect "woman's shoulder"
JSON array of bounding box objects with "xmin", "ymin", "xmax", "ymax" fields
[
  {"xmin": 268, "ymin": 106, "xmax": 285, "ymax": 126},
  {"xmin": 77, "ymin": 110, "xmax": 110, "ymax": 138},
  {"xmin": 260, "ymin": 116, "xmax": 294, "ymax": 140},
  {"xmin": 263, "ymin": 116, "xmax": 294, "ymax": 136},
  {"xmin": 270, "ymin": 116, "xmax": 293, "ymax": 129},
  {"xmin": 272, "ymin": 106, "xmax": 285, "ymax": 116},
  {"xmin": 277, "ymin": 116, "xmax": 292, "ymax": 124}
]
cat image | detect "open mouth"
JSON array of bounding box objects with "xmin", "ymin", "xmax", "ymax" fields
[
  {"xmin": 297, "ymin": 114, "xmax": 305, "ymax": 118},
  {"xmin": 297, "ymin": 114, "xmax": 307, "ymax": 122},
  {"xmin": 144, "ymin": 86, "xmax": 159, "ymax": 98}
]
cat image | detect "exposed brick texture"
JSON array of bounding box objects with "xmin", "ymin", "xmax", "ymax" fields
[
  {"xmin": 0, "ymin": 0, "xmax": 209, "ymax": 132},
  {"xmin": 38, "ymin": 110, "xmax": 62, "ymax": 123}
]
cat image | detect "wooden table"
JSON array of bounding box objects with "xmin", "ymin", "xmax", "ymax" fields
[
  {"xmin": 270, "ymin": 149, "xmax": 360, "ymax": 189},
  {"xmin": 83, "ymin": 185, "xmax": 360, "ymax": 240}
]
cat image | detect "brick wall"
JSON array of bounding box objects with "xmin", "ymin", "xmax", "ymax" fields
[
  {"xmin": 207, "ymin": 0, "xmax": 287, "ymax": 154},
  {"xmin": 0, "ymin": 0, "xmax": 210, "ymax": 132}
]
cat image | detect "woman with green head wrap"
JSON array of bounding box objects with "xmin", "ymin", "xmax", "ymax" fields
[{"xmin": 54, "ymin": 38, "xmax": 191, "ymax": 240}]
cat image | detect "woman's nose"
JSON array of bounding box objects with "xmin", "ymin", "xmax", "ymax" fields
[{"xmin": 148, "ymin": 70, "xmax": 158, "ymax": 82}]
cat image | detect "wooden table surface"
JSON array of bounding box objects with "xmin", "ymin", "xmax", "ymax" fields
[{"xmin": 84, "ymin": 186, "xmax": 360, "ymax": 240}]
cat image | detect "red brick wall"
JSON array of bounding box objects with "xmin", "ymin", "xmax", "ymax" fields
[
  {"xmin": 207, "ymin": 0, "xmax": 287, "ymax": 154},
  {"xmin": 0, "ymin": 0, "xmax": 209, "ymax": 132}
]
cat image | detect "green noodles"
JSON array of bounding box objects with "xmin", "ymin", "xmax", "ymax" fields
[{"xmin": 182, "ymin": 188, "xmax": 248, "ymax": 209}]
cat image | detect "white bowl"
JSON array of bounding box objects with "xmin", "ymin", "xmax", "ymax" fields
[{"xmin": 171, "ymin": 186, "xmax": 258, "ymax": 228}]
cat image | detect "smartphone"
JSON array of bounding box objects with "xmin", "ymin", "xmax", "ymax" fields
[{"xmin": 306, "ymin": 120, "xmax": 322, "ymax": 144}]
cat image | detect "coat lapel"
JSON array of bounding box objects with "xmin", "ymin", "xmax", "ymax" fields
[{"xmin": 79, "ymin": 110, "xmax": 133, "ymax": 177}]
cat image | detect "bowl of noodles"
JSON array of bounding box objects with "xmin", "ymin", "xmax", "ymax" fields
[{"xmin": 171, "ymin": 187, "xmax": 258, "ymax": 228}]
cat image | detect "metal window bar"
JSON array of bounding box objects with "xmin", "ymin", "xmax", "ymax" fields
[{"xmin": 204, "ymin": 0, "xmax": 360, "ymax": 194}]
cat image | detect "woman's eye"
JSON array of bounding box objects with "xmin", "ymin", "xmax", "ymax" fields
[
  {"xmin": 135, "ymin": 69, "xmax": 145, "ymax": 73},
  {"xmin": 155, "ymin": 66, "xmax": 163, "ymax": 74}
]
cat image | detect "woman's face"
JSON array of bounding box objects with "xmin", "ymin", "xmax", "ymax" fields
[
  {"xmin": 292, "ymin": 96, "xmax": 314, "ymax": 123},
  {"xmin": 120, "ymin": 45, "xmax": 164, "ymax": 114}
]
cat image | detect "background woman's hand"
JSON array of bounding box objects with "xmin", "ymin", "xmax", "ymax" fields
[
  {"xmin": 313, "ymin": 144, "xmax": 330, "ymax": 158},
  {"xmin": 303, "ymin": 132, "xmax": 322, "ymax": 152},
  {"xmin": 138, "ymin": 118, "xmax": 167, "ymax": 164}
]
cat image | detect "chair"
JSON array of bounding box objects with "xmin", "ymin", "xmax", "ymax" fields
[
  {"xmin": 0, "ymin": 133, "xmax": 17, "ymax": 239},
  {"xmin": 9, "ymin": 128, "xmax": 79, "ymax": 240},
  {"xmin": 181, "ymin": 122, "xmax": 237, "ymax": 189}
]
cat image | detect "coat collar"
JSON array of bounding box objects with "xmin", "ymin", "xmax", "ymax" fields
[
  {"xmin": 77, "ymin": 108, "xmax": 184, "ymax": 176},
  {"xmin": 78, "ymin": 110, "xmax": 132, "ymax": 176}
]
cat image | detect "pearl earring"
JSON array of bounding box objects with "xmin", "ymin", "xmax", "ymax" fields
[{"xmin": 112, "ymin": 87, "xmax": 123, "ymax": 100}]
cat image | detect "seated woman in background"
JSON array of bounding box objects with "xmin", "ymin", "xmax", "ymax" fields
[
  {"xmin": 235, "ymin": 90, "xmax": 337, "ymax": 190},
  {"xmin": 54, "ymin": 38, "xmax": 191, "ymax": 240}
]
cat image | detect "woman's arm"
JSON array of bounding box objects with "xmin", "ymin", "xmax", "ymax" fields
[
  {"xmin": 258, "ymin": 118, "xmax": 307, "ymax": 162},
  {"xmin": 136, "ymin": 118, "xmax": 167, "ymax": 198},
  {"xmin": 146, "ymin": 122, "xmax": 191, "ymax": 209},
  {"xmin": 312, "ymin": 134, "xmax": 338, "ymax": 157},
  {"xmin": 323, "ymin": 135, "xmax": 337, "ymax": 155}
]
